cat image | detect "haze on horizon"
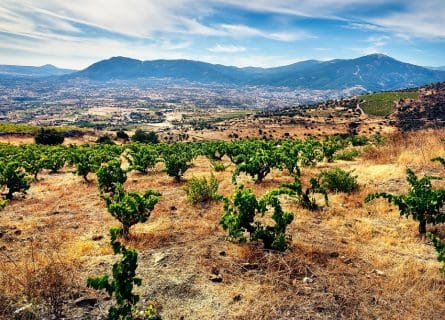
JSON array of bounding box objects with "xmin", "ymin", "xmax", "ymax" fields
[{"xmin": 0, "ymin": 0, "xmax": 444, "ymax": 69}]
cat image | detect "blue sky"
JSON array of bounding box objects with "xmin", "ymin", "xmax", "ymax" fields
[{"xmin": 0, "ymin": 0, "xmax": 444, "ymax": 69}]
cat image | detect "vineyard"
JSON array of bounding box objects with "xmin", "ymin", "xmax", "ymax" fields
[
  {"xmin": 358, "ymin": 91, "xmax": 419, "ymax": 116},
  {"xmin": 0, "ymin": 129, "xmax": 444, "ymax": 319}
]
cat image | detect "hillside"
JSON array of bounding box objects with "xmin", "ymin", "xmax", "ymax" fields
[
  {"xmin": 0, "ymin": 64, "xmax": 76, "ymax": 78},
  {"xmin": 71, "ymin": 54, "xmax": 445, "ymax": 91}
]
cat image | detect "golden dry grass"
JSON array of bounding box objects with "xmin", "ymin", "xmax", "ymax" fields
[{"xmin": 0, "ymin": 129, "xmax": 444, "ymax": 319}]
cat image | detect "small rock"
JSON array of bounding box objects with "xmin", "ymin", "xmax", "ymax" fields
[
  {"xmin": 372, "ymin": 269, "xmax": 386, "ymax": 277},
  {"xmin": 14, "ymin": 229, "xmax": 21, "ymax": 235},
  {"xmin": 329, "ymin": 252, "xmax": 339, "ymax": 258},
  {"xmin": 233, "ymin": 294, "xmax": 242, "ymax": 302},
  {"xmin": 302, "ymin": 277, "xmax": 314, "ymax": 284},
  {"xmin": 14, "ymin": 303, "xmax": 36, "ymax": 320},
  {"xmin": 92, "ymin": 235, "xmax": 103, "ymax": 241},
  {"xmin": 209, "ymin": 274, "xmax": 223, "ymax": 283},
  {"xmin": 74, "ymin": 297, "xmax": 98, "ymax": 307},
  {"xmin": 153, "ymin": 252, "xmax": 167, "ymax": 265}
]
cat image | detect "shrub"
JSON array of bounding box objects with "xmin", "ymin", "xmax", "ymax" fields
[
  {"xmin": 220, "ymin": 185, "xmax": 294, "ymax": 251},
  {"xmin": 125, "ymin": 145, "xmax": 158, "ymax": 174},
  {"xmin": 97, "ymin": 159, "xmax": 127, "ymax": 194},
  {"xmin": 35, "ymin": 128, "xmax": 64, "ymax": 145},
  {"xmin": 163, "ymin": 154, "xmax": 190, "ymax": 182},
  {"xmin": 349, "ymin": 136, "xmax": 369, "ymax": 146},
  {"xmin": 232, "ymin": 150, "xmax": 279, "ymax": 184},
  {"xmin": 428, "ymin": 233, "xmax": 445, "ymax": 273},
  {"xmin": 116, "ymin": 130, "xmax": 129, "ymax": 141},
  {"xmin": 87, "ymin": 228, "xmax": 142, "ymax": 320},
  {"xmin": 365, "ymin": 169, "xmax": 445, "ymax": 235},
  {"xmin": 184, "ymin": 174, "xmax": 220, "ymax": 204},
  {"xmin": 210, "ymin": 161, "xmax": 228, "ymax": 172},
  {"xmin": 102, "ymin": 183, "xmax": 161, "ymax": 238},
  {"xmin": 275, "ymin": 175, "xmax": 328, "ymax": 211},
  {"xmin": 319, "ymin": 168, "xmax": 358, "ymax": 193},
  {"xmin": 0, "ymin": 162, "xmax": 30, "ymax": 200},
  {"xmin": 432, "ymin": 157, "xmax": 445, "ymax": 168},
  {"xmin": 334, "ymin": 149, "xmax": 361, "ymax": 161},
  {"xmin": 42, "ymin": 150, "xmax": 66, "ymax": 173},
  {"xmin": 132, "ymin": 129, "xmax": 159, "ymax": 144},
  {"xmin": 96, "ymin": 135, "xmax": 115, "ymax": 145}
]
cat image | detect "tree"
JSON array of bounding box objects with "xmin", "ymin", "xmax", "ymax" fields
[
  {"xmin": 131, "ymin": 130, "xmax": 158, "ymax": 144},
  {"xmin": 116, "ymin": 130, "xmax": 129, "ymax": 141},
  {"xmin": 97, "ymin": 159, "xmax": 127, "ymax": 194},
  {"xmin": 35, "ymin": 128, "xmax": 64, "ymax": 145},
  {"xmin": 0, "ymin": 162, "xmax": 30, "ymax": 200},
  {"xmin": 87, "ymin": 228, "xmax": 141, "ymax": 320},
  {"xmin": 365, "ymin": 169, "xmax": 445, "ymax": 235},
  {"xmin": 102, "ymin": 184, "xmax": 161, "ymax": 239}
]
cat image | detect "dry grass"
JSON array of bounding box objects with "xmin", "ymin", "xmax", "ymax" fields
[{"xmin": 0, "ymin": 129, "xmax": 445, "ymax": 319}]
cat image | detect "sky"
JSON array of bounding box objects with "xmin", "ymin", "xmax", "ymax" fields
[{"xmin": 0, "ymin": 0, "xmax": 444, "ymax": 69}]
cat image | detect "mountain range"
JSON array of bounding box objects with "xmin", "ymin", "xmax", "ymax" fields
[{"xmin": 2, "ymin": 54, "xmax": 445, "ymax": 92}]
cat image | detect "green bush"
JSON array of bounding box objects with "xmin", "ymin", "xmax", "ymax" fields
[
  {"xmin": 35, "ymin": 128, "xmax": 64, "ymax": 145},
  {"xmin": 319, "ymin": 168, "xmax": 358, "ymax": 193},
  {"xmin": 125, "ymin": 145, "xmax": 158, "ymax": 174},
  {"xmin": 334, "ymin": 149, "xmax": 361, "ymax": 161},
  {"xmin": 116, "ymin": 130, "xmax": 129, "ymax": 141},
  {"xmin": 97, "ymin": 159, "xmax": 127, "ymax": 194},
  {"xmin": 96, "ymin": 135, "xmax": 115, "ymax": 145},
  {"xmin": 428, "ymin": 233, "xmax": 445, "ymax": 273},
  {"xmin": 163, "ymin": 154, "xmax": 190, "ymax": 182},
  {"xmin": 220, "ymin": 185, "xmax": 294, "ymax": 251},
  {"xmin": 0, "ymin": 162, "xmax": 30, "ymax": 200},
  {"xmin": 102, "ymin": 183, "xmax": 161, "ymax": 239},
  {"xmin": 184, "ymin": 174, "xmax": 220, "ymax": 204},
  {"xmin": 274, "ymin": 175, "xmax": 328, "ymax": 211},
  {"xmin": 210, "ymin": 161, "xmax": 228, "ymax": 172},
  {"xmin": 349, "ymin": 136, "xmax": 368, "ymax": 146},
  {"xmin": 87, "ymin": 228, "xmax": 142, "ymax": 320},
  {"xmin": 131, "ymin": 129, "xmax": 158, "ymax": 144},
  {"xmin": 365, "ymin": 169, "xmax": 445, "ymax": 235}
]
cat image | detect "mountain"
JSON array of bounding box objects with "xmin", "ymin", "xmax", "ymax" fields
[
  {"xmin": 69, "ymin": 54, "xmax": 445, "ymax": 91},
  {"xmin": 0, "ymin": 64, "xmax": 76, "ymax": 78}
]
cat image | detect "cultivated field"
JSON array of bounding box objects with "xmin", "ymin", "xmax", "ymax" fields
[{"xmin": 0, "ymin": 129, "xmax": 444, "ymax": 319}]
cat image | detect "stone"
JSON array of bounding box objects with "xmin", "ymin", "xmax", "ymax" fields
[
  {"xmin": 92, "ymin": 234, "xmax": 104, "ymax": 241},
  {"xmin": 209, "ymin": 274, "xmax": 223, "ymax": 283},
  {"xmin": 302, "ymin": 277, "xmax": 314, "ymax": 284},
  {"xmin": 74, "ymin": 297, "xmax": 98, "ymax": 307}
]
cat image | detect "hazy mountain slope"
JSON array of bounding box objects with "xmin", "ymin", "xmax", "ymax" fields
[{"xmin": 0, "ymin": 64, "xmax": 76, "ymax": 78}]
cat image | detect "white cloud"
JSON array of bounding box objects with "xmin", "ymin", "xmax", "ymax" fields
[
  {"xmin": 208, "ymin": 44, "xmax": 246, "ymax": 53},
  {"xmin": 219, "ymin": 24, "xmax": 311, "ymax": 41}
]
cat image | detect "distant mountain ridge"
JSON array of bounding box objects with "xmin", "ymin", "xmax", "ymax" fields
[
  {"xmin": 0, "ymin": 64, "xmax": 76, "ymax": 78},
  {"xmin": 71, "ymin": 54, "xmax": 445, "ymax": 91},
  {"xmin": 3, "ymin": 54, "xmax": 445, "ymax": 91}
]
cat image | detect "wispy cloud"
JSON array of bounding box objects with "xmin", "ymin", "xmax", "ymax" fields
[{"xmin": 208, "ymin": 44, "xmax": 246, "ymax": 53}]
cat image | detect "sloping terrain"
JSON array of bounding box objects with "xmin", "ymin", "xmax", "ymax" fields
[{"xmin": 0, "ymin": 130, "xmax": 444, "ymax": 319}]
